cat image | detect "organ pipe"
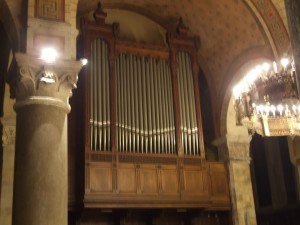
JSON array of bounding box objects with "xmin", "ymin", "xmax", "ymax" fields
[
  {"xmin": 177, "ymin": 51, "xmax": 199, "ymax": 155},
  {"xmin": 90, "ymin": 44, "xmax": 198, "ymax": 155},
  {"xmin": 89, "ymin": 38, "xmax": 111, "ymax": 151},
  {"xmin": 115, "ymin": 54, "xmax": 176, "ymax": 154}
]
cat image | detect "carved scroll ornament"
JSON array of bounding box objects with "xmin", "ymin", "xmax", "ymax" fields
[{"xmin": 10, "ymin": 53, "xmax": 83, "ymax": 112}]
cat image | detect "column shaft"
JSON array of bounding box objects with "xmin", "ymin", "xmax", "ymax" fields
[
  {"xmin": 12, "ymin": 105, "xmax": 67, "ymax": 225},
  {"xmin": 214, "ymin": 135, "xmax": 256, "ymax": 225},
  {"xmin": 0, "ymin": 123, "xmax": 15, "ymax": 225}
]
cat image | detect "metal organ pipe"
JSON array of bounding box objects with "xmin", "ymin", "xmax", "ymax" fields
[
  {"xmin": 177, "ymin": 51, "xmax": 199, "ymax": 155},
  {"xmin": 146, "ymin": 58, "xmax": 152, "ymax": 153},
  {"xmin": 116, "ymin": 56, "xmax": 120, "ymax": 151},
  {"xmin": 129, "ymin": 55, "xmax": 134, "ymax": 152},
  {"xmin": 138, "ymin": 58, "xmax": 144, "ymax": 153},
  {"xmin": 166, "ymin": 63, "xmax": 175, "ymax": 154},
  {"xmin": 186, "ymin": 54, "xmax": 198, "ymax": 155},
  {"xmin": 141, "ymin": 57, "xmax": 148, "ymax": 153},
  {"xmin": 177, "ymin": 53, "xmax": 186, "ymax": 153},
  {"xmin": 89, "ymin": 39, "xmax": 111, "ymax": 151},
  {"xmin": 96, "ymin": 39, "xmax": 101, "ymax": 150},
  {"xmin": 115, "ymin": 54, "xmax": 175, "ymax": 154},
  {"xmin": 89, "ymin": 42, "xmax": 199, "ymax": 156}
]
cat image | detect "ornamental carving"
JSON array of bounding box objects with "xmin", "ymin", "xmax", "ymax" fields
[
  {"xmin": 2, "ymin": 125, "xmax": 16, "ymax": 147},
  {"xmin": 214, "ymin": 136, "xmax": 251, "ymax": 162},
  {"xmin": 227, "ymin": 141, "xmax": 251, "ymax": 162},
  {"xmin": 9, "ymin": 53, "xmax": 83, "ymax": 112}
]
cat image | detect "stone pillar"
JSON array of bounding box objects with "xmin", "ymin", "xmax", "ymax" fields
[
  {"xmin": 0, "ymin": 83, "xmax": 16, "ymax": 225},
  {"xmin": 0, "ymin": 122, "xmax": 15, "ymax": 225},
  {"xmin": 214, "ymin": 135, "xmax": 256, "ymax": 225},
  {"xmin": 10, "ymin": 53, "xmax": 82, "ymax": 225}
]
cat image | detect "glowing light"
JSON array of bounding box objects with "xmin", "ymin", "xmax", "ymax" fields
[
  {"xmin": 273, "ymin": 61, "xmax": 278, "ymax": 73},
  {"xmin": 263, "ymin": 63, "xmax": 270, "ymax": 73},
  {"xmin": 270, "ymin": 105, "xmax": 276, "ymax": 116},
  {"xmin": 255, "ymin": 65, "xmax": 262, "ymax": 75},
  {"xmin": 81, "ymin": 58, "xmax": 88, "ymax": 66},
  {"xmin": 277, "ymin": 104, "xmax": 283, "ymax": 116},
  {"xmin": 40, "ymin": 47, "xmax": 58, "ymax": 63},
  {"xmin": 281, "ymin": 58, "xmax": 289, "ymax": 70}
]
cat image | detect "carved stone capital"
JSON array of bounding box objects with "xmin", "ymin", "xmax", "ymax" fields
[
  {"xmin": 2, "ymin": 125, "xmax": 16, "ymax": 147},
  {"xmin": 10, "ymin": 53, "xmax": 83, "ymax": 113},
  {"xmin": 213, "ymin": 135, "xmax": 251, "ymax": 162}
]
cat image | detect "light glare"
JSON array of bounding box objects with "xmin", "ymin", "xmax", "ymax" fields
[
  {"xmin": 81, "ymin": 58, "xmax": 88, "ymax": 66},
  {"xmin": 40, "ymin": 47, "xmax": 58, "ymax": 63}
]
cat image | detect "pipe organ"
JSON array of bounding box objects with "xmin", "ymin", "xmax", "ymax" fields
[
  {"xmin": 80, "ymin": 5, "xmax": 230, "ymax": 210},
  {"xmin": 116, "ymin": 54, "xmax": 176, "ymax": 154}
]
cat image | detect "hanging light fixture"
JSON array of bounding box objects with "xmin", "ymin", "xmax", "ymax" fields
[{"xmin": 233, "ymin": 57, "xmax": 300, "ymax": 136}]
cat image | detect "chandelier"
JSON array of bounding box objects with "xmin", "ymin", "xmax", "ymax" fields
[{"xmin": 233, "ymin": 58, "xmax": 300, "ymax": 136}]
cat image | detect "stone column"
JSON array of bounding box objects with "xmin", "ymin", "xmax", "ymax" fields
[
  {"xmin": 0, "ymin": 121, "xmax": 15, "ymax": 225},
  {"xmin": 10, "ymin": 53, "xmax": 82, "ymax": 225},
  {"xmin": 214, "ymin": 135, "xmax": 256, "ymax": 225},
  {"xmin": 0, "ymin": 83, "xmax": 16, "ymax": 225}
]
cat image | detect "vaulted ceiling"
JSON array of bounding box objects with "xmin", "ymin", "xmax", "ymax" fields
[
  {"xmin": 0, "ymin": 0, "xmax": 290, "ymax": 136},
  {"xmin": 76, "ymin": 0, "xmax": 289, "ymax": 135}
]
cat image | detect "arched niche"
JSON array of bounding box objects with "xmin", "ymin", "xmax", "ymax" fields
[{"xmin": 79, "ymin": 8, "xmax": 166, "ymax": 46}]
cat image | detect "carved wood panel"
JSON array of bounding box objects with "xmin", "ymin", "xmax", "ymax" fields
[{"xmin": 84, "ymin": 157, "xmax": 230, "ymax": 209}]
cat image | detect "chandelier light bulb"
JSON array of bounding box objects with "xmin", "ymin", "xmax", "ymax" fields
[
  {"xmin": 263, "ymin": 63, "xmax": 270, "ymax": 73},
  {"xmin": 297, "ymin": 105, "xmax": 300, "ymax": 114},
  {"xmin": 255, "ymin": 65, "xmax": 262, "ymax": 75},
  {"xmin": 245, "ymin": 70, "xmax": 255, "ymax": 84},
  {"xmin": 285, "ymin": 104, "xmax": 291, "ymax": 116},
  {"xmin": 273, "ymin": 61, "xmax": 278, "ymax": 73},
  {"xmin": 270, "ymin": 105, "xmax": 276, "ymax": 116},
  {"xmin": 264, "ymin": 105, "xmax": 270, "ymax": 116},
  {"xmin": 281, "ymin": 58, "xmax": 289, "ymax": 70},
  {"xmin": 277, "ymin": 104, "xmax": 283, "ymax": 116},
  {"xmin": 292, "ymin": 105, "xmax": 297, "ymax": 115},
  {"xmin": 233, "ymin": 85, "xmax": 241, "ymax": 99}
]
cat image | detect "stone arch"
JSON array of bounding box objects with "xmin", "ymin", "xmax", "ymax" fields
[
  {"xmin": 243, "ymin": 0, "xmax": 290, "ymax": 59},
  {"xmin": 219, "ymin": 47, "xmax": 273, "ymax": 137},
  {"xmin": 215, "ymin": 0, "xmax": 290, "ymax": 138},
  {"xmin": 0, "ymin": 0, "xmax": 20, "ymax": 51}
]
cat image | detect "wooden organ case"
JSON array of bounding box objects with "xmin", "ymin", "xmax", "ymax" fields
[{"xmin": 80, "ymin": 6, "xmax": 230, "ymax": 210}]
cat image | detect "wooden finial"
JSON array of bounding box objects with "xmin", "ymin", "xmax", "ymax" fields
[
  {"xmin": 93, "ymin": 2, "xmax": 107, "ymax": 23},
  {"xmin": 176, "ymin": 17, "xmax": 189, "ymax": 36}
]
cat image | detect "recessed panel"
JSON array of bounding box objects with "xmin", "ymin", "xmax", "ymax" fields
[
  {"xmin": 140, "ymin": 167, "xmax": 158, "ymax": 193},
  {"xmin": 118, "ymin": 167, "xmax": 137, "ymax": 193},
  {"xmin": 90, "ymin": 166, "xmax": 112, "ymax": 192},
  {"xmin": 183, "ymin": 169, "xmax": 204, "ymax": 193},
  {"xmin": 161, "ymin": 168, "xmax": 179, "ymax": 194}
]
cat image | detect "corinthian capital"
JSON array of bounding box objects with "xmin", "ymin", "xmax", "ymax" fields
[{"xmin": 10, "ymin": 53, "xmax": 83, "ymax": 112}]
